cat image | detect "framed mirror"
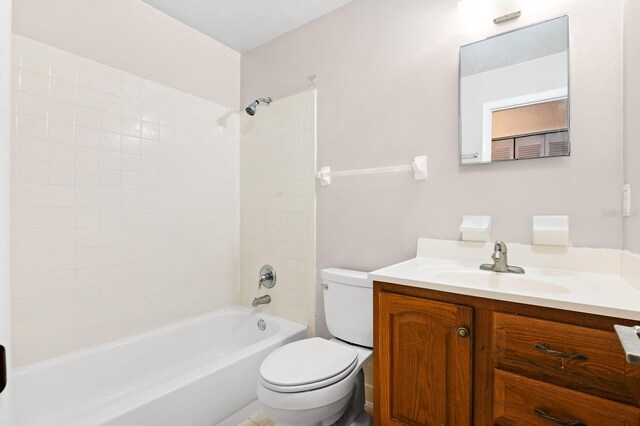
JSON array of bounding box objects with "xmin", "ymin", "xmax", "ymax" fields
[{"xmin": 459, "ymin": 16, "xmax": 569, "ymax": 165}]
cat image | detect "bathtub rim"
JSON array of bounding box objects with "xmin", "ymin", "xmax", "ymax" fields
[{"xmin": 12, "ymin": 305, "xmax": 307, "ymax": 376}]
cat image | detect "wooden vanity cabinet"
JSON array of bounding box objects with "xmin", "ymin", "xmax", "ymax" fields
[
  {"xmin": 376, "ymin": 292, "xmax": 473, "ymax": 425},
  {"xmin": 373, "ymin": 281, "xmax": 640, "ymax": 426}
]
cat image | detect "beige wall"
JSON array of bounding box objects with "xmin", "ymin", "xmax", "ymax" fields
[
  {"xmin": 241, "ymin": 0, "xmax": 625, "ymax": 336},
  {"xmin": 12, "ymin": 0, "xmax": 240, "ymax": 110},
  {"xmin": 240, "ymin": 90, "xmax": 316, "ymax": 333},
  {"xmin": 10, "ymin": 36, "xmax": 240, "ymax": 366},
  {"xmin": 624, "ymin": 0, "xmax": 640, "ymax": 253}
]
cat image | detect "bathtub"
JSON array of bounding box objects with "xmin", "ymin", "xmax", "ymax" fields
[{"xmin": 11, "ymin": 306, "xmax": 307, "ymax": 426}]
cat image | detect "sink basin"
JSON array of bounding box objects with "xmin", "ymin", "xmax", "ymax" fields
[
  {"xmin": 432, "ymin": 270, "xmax": 571, "ymax": 294},
  {"xmin": 413, "ymin": 258, "xmax": 601, "ymax": 295}
]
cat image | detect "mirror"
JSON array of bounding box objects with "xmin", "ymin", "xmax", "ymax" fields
[{"xmin": 459, "ymin": 16, "xmax": 569, "ymax": 165}]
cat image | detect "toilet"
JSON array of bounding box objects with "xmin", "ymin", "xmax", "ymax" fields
[{"xmin": 257, "ymin": 268, "xmax": 373, "ymax": 426}]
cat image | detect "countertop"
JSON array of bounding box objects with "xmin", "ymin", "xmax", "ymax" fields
[{"xmin": 370, "ymin": 256, "xmax": 640, "ymax": 321}]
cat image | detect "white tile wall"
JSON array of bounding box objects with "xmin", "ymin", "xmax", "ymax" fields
[
  {"xmin": 240, "ymin": 90, "xmax": 316, "ymax": 333},
  {"xmin": 10, "ymin": 35, "xmax": 240, "ymax": 366}
]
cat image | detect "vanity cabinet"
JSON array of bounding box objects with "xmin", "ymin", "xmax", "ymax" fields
[
  {"xmin": 376, "ymin": 292, "xmax": 473, "ymax": 425},
  {"xmin": 373, "ymin": 282, "xmax": 640, "ymax": 426}
]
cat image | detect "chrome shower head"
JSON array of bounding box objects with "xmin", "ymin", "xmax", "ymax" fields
[
  {"xmin": 245, "ymin": 101, "xmax": 258, "ymax": 116},
  {"xmin": 245, "ymin": 97, "xmax": 272, "ymax": 116}
]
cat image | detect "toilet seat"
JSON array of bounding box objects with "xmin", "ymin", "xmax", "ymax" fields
[
  {"xmin": 260, "ymin": 338, "xmax": 359, "ymax": 393},
  {"xmin": 261, "ymin": 357, "xmax": 358, "ymax": 393}
]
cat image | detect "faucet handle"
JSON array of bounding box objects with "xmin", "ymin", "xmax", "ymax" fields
[{"xmin": 258, "ymin": 265, "xmax": 276, "ymax": 290}]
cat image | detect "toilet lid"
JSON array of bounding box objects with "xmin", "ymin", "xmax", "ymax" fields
[{"xmin": 260, "ymin": 338, "xmax": 358, "ymax": 393}]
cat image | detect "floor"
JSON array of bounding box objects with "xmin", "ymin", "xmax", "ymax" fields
[
  {"xmin": 240, "ymin": 404, "xmax": 374, "ymax": 425},
  {"xmin": 238, "ymin": 410, "xmax": 274, "ymax": 426}
]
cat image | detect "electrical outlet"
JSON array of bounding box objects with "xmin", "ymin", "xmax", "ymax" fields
[{"xmin": 623, "ymin": 183, "xmax": 631, "ymax": 217}]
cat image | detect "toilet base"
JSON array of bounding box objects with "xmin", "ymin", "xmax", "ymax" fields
[
  {"xmin": 261, "ymin": 370, "xmax": 370, "ymax": 426},
  {"xmin": 349, "ymin": 411, "xmax": 372, "ymax": 426},
  {"xmin": 334, "ymin": 370, "xmax": 368, "ymax": 426}
]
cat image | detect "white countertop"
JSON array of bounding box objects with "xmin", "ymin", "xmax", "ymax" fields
[{"xmin": 370, "ymin": 240, "xmax": 640, "ymax": 321}]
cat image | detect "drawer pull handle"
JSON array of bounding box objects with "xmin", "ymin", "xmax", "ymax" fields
[
  {"xmin": 534, "ymin": 408, "xmax": 586, "ymax": 426},
  {"xmin": 534, "ymin": 344, "xmax": 588, "ymax": 361}
]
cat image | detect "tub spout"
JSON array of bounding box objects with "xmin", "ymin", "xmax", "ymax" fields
[{"xmin": 252, "ymin": 295, "xmax": 271, "ymax": 307}]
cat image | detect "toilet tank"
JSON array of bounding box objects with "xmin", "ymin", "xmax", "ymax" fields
[{"xmin": 321, "ymin": 268, "xmax": 372, "ymax": 348}]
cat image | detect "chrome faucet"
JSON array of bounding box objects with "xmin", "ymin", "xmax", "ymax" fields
[
  {"xmin": 252, "ymin": 295, "xmax": 271, "ymax": 307},
  {"xmin": 480, "ymin": 241, "xmax": 525, "ymax": 274},
  {"xmin": 258, "ymin": 265, "xmax": 276, "ymax": 290}
]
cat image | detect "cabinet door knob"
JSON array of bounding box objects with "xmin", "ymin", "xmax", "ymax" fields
[{"xmin": 457, "ymin": 327, "xmax": 469, "ymax": 338}]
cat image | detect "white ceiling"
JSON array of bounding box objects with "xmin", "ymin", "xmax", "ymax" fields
[{"xmin": 141, "ymin": 0, "xmax": 354, "ymax": 53}]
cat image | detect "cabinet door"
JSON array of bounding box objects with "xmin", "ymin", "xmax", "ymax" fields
[{"xmin": 376, "ymin": 292, "xmax": 473, "ymax": 426}]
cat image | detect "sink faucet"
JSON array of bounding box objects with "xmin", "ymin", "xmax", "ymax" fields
[
  {"xmin": 252, "ymin": 295, "xmax": 271, "ymax": 307},
  {"xmin": 480, "ymin": 241, "xmax": 525, "ymax": 274}
]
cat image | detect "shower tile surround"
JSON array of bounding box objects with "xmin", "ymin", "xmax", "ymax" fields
[
  {"xmin": 239, "ymin": 90, "xmax": 317, "ymax": 333},
  {"xmin": 10, "ymin": 35, "xmax": 240, "ymax": 366}
]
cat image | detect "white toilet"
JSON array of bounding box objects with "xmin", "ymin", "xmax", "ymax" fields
[{"xmin": 257, "ymin": 268, "xmax": 373, "ymax": 426}]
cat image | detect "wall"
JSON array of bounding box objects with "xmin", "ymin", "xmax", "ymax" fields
[
  {"xmin": 10, "ymin": 35, "xmax": 240, "ymax": 366},
  {"xmin": 241, "ymin": 0, "xmax": 625, "ymax": 337},
  {"xmin": 239, "ymin": 90, "xmax": 316, "ymax": 333},
  {"xmin": 12, "ymin": 0, "xmax": 240, "ymax": 110},
  {"xmin": 0, "ymin": 0, "xmax": 12, "ymax": 422},
  {"xmin": 624, "ymin": 0, "xmax": 640, "ymax": 253}
]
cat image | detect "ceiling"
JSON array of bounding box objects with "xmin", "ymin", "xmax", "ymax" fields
[{"xmin": 141, "ymin": 0, "xmax": 354, "ymax": 53}]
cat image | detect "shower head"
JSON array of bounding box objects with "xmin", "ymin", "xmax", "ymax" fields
[
  {"xmin": 245, "ymin": 97, "xmax": 272, "ymax": 116},
  {"xmin": 245, "ymin": 102, "xmax": 258, "ymax": 116}
]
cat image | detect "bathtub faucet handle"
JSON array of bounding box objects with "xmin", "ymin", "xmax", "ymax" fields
[{"xmin": 258, "ymin": 265, "xmax": 276, "ymax": 290}]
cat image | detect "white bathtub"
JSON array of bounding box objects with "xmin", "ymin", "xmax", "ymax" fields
[{"xmin": 11, "ymin": 306, "xmax": 307, "ymax": 426}]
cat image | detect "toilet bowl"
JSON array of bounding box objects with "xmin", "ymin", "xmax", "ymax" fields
[
  {"xmin": 258, "ymin": 338, "xmax": 372, "ymax": 426},
  {"xmin": 257, "ymin": 269, "xmax": 373, "ymax": 426}
]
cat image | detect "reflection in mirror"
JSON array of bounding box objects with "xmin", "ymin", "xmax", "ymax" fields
[{"xmin": 460, "ymin": 16, "xmax": 569, "ymax": 165}]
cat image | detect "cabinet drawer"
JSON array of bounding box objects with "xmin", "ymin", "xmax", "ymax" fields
[
  {"xmin": 494, "ymin": 312, "xmax": 640, "ymax": 404},
  {"xmin": 494, "ymin": 370, "xmax": 640, "ymax": 426}
]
